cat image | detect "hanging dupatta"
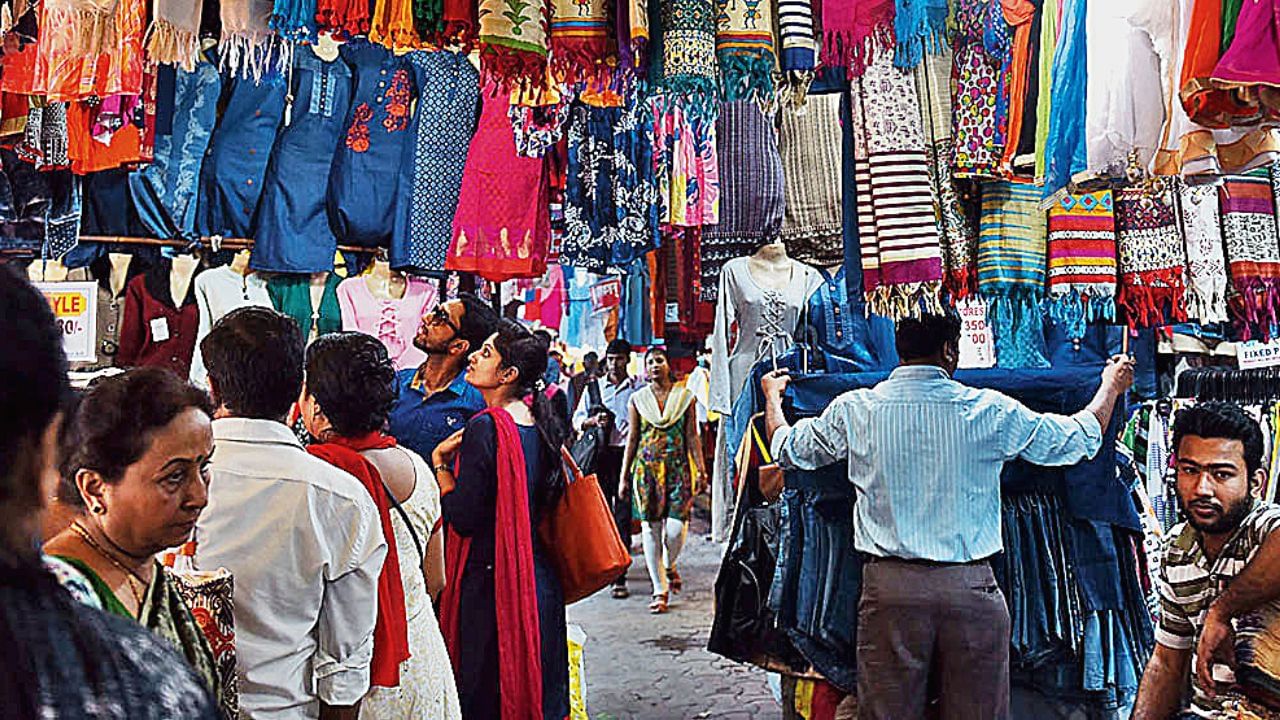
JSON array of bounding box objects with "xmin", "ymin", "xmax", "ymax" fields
[
  {"xmin": 145, "ymin": 0, "xmax": 203, "ymax": 70},
  {"xmin": 1221, "ymin": 168, "xmax": 1280, "ymax": 341},
  {"xmin": 715, "ymin": 0, "xmax": 776, "ymax": 101},
  {"xmin": 820, "ymin": 0, "xmax": 895, "ymax": 78},
  {"xmin": 271, "ymin": 0, "xmax": 318, "ymax": 41},
  {"xmin": 657, "ymin": 0, "xmax": 719, "ymax": 113},
  {"xmin": 306, "ymin": 433, "xmax": 411, "ymax": 688},
  {"xmin": 893, "ymin": 0, "xmax": 948, "ymax": 69},
  {"xmin": 1114, "ymin": 184, "xmax": 1188, "ymax": 329},
  {"xmin": 1178, "ymin": 181, "xmax": 1229, "ymax": 324},
  {"xmin": 850, "ymin": 48, "xmax": 944, "ymax": 318},
  {"xmin": 977, "ymin": 180, "xmax": 1050, "ymax": 368},
  {"xmin": 316, "ymin": 0, "xmax": 370, "ymax": 37},
  {"xmin": 437, "ymin": 0, "xmax": 477, "ymax": 45},
  {"xmin": 777, "ymin": 0, "xmax": 816, "ymax": 96},
  {"xmin": 616, "ymin": 0, "xmax": 649, "ymax": 79},
  {"xmin": 439, "ymin": 407, "xmax": 544, "ymax": 720},
  {"xmin": 478, "ymin": 0, "xmax": 551, "ymax": 87},
  {"xmin": 224, "ymin": 0, "xmax": 291, "ymax": 81},
  {"xmin": 1046, "ymin": 189, "xmax": 1118, "ymax": 339},
  {"xmin": 778, "ymin": 93, "xmax": 843, "ymax": 267},
  {"xmin": 951, "ymin": 0, "xmax": 1004, "ymax": 178},
  {"xmin": 549, "ymin": 0, "xmax": 612, "ymax": 84},
  {"xmin": 633, "ymin": 385, "xmax": 695, "ymax": 428},
  {"xmin": 370, "ymin": 0, "xmax": 419, "ymax": 49}
]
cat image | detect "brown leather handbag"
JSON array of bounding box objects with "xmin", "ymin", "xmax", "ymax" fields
[{"xmin": 539, "ymin": 447, "xmax": 632, "ymax": 604}]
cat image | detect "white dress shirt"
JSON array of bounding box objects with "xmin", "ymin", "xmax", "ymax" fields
[
  {"xmin": 195, "ymin": 418, "xmax": 387, "ymax": 719},
  {"xmin": 572, "ymin": 374, "xmax": 641, "ymax": 446}
]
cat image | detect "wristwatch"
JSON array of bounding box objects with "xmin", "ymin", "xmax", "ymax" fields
[{"xmin": 434, "ymin": 463, "xmax": 453, "ymax": 475}]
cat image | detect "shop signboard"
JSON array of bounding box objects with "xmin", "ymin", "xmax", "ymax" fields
[
  {"xmin": 1238, "ymin": 338, "xmax": 1280, "ymax": 370},
  {"xmin": 36, "ymin": 281, "xmax": 97, "ymax": 363},
  {"xmin": 956, "ymin": 297, "xmax": 995, "ymax": 369}
]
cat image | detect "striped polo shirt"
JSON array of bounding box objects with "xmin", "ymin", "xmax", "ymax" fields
[{"xmin": 1156, "ymin": 500, "xmax": 1280, "ymax": 718}]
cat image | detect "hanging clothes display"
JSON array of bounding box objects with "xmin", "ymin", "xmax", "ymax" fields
[
  {"xmin": 117, "ymin": 260, "xmax": 201, "ymax": 378},
  {"xmin": 977, "ymin": 181, "xmax": 1050, "ymax": 368},
  {"xmin": 329, "ymin": 40, "xmax": 416, "ymax": 248},
  {"xmin": 701, "ymin": 100, "xmax": 783, "ymax": 303},
  {"xmin": 778, "ymin": 93, "xmax": 843, "ymax": 268},
  {"xmin": 818, "ymin": 0, "xmax": 894, "ymax": 77},
  {"xmin": 252, "ymin": 47, "xmax": 354, "ymax": 274},
  {"xmin": 950, "ymin": 0, "xmax": 1004, "ymax": 178},
  {"xmin": 548, "ymin": 0, "xmax": 612, "ymax": 84},
  {"xmin": 476, "ymin": 0, "xmax": 550, "ymax": 87},
  {"xmin": 189, "ymin": 265, "xmax": 274, "ymax": 387},
  {"xmin": 447, "ymin": 84, "xmax": 550, "ymax": 283},
  {"xmin": 1221, "ymin": 168, "xmax": 1280, "ymax": 341},
  {"xmin": 147, "ymin": 0, "xmax": 205, "ymax": 70},
  {"xmin": 34, "ymin": 0, "xmax": 146, "ymax": 102},
  {"xmin": 715, "ymin": 0, "xmax": 776, "ymax": 101},
  {"xmin": 1115, "ymin": 184, "xmax": 1188, "ymax": 329},
  {"xmin": 268, "ymin": 273, "xmax": 344, "ymax": 340},
  {"xmin": 655, "ymin": 0, "xmax": 718, "ymax": 110},
  {"xmin": 649, "ymin": 97, "xmax": 720, "ymax": 234},
  {"xmin": 337, "ymin": 275, "xmax": 437, "ymax": 370},
  {"xmin": 1045, "ymin": 189, "xmax": 1118, "ymax": 340},
  {"xmin": 1177, "ymin": 180, "xmax": 1230, "ymax": 324},
  {"xmin": 777, "ymin": 0, "xmax": 816, "ymax": 93},
  {"xmin": 392, "ymin": 51, "xmax": 479, "ymax": 274}
]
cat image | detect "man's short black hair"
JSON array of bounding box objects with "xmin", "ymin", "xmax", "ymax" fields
[
  {"xmin": 895, "ymin": 313, "xmax": 962, "ymax": 363},
  {"xmin": 583, "ymin": 351, "xmax": 599, "ymax": 363},
  {"xmin": 606, "ymin": 339, "xmax": 632, "ymax": 357},
  {"xmin": 201, "ymin": 306, "xmax": 304, "ymax": 420},
  {"xmin": 457, "ymin": 293, "xmax": 500, "ymax": 357},
  {"xmin": 1172, "ymin": 401, "xmax": 1265, "ymax": 476}
]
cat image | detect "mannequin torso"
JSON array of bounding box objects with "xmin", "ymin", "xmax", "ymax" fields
[
  {"xmin": 170, "ymin": 255, "xmax": 200, "ymax": 307},
  {"xmin": 746, "ymin": 242, "xmax": 794, "ymax": 292},
  {"xmin": 107, "ymin": 253, "xmax": 132, "ymax": 297},
  {"xmin": 365, "ymin": 259, "xmax": 407, "ymax": 301}
]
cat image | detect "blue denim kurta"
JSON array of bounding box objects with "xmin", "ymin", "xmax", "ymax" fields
[
  {"xmin": 252, "ymin": 47, "xmax": 353, "ymax": 273},
  {"xmin": 328, "ymin": 40, "xmax": 416, "ymax": 248},
  {"xmin": 196, "ymin": 68, "xmax": 288, "ymax": 238},
  {"xmin": 391, "ymin": 50, "xmax": 479, "ymax": 273},
  {"xmin": 132, "ymin": 58, "xmax": 222, "ymax": 239}
]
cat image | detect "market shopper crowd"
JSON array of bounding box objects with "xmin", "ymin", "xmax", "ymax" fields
[{"xmin": 9, "ymin": 258, "xmax": 1280, "ymax": 720}]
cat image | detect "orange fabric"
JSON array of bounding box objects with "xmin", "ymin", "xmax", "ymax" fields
[
  {"xmin": 1000, "ymin": 0, "xmax": 1036, "ymax": 174},
  {"xmin": 369, "ymin": 0, "xmax": 419, "ymax": 50},
  {"xmin": 1180, "ymin": 0, "xmax": 1252, "ymax": 127},
  {"xmin": 66, "ymin": 69, "xmax": 156, "ymax": 175},
  {"xmin": 1, "ymin": 39, "xmax": 37, "ymax": 95},
  {"xmin": 33, "ymin": 0, "xmax": 145, "ymax": 101}
]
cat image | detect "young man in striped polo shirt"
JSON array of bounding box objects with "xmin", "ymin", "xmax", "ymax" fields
[{"xmin": 1134, "ymin": 402, "xmax": 1280, "ymax": 719}]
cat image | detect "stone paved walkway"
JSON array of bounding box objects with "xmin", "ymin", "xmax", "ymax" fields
[{"xmin": 566, "ymin": 516, "xmax": 780, "ymax": 719}]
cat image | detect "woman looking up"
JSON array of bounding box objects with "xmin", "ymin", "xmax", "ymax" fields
[
  {"xmin": 620, "ymin": 347, "xmax": 705, "ymax": 614},
  {"xmin": 432, "ymin": 320, "xmax": 571, "ymax": 720},
  {"xmin": 44, "ymin": 366, "xmax": 224, "ymax": 707},
  {"xmin": 298, "ymin": 331, "xmax": 461, "ymax": 720}
]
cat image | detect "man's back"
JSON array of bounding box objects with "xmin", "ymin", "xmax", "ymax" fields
[
  {"xmin": 195, "ymin": 417, "xmax": 386, "ymax": 719},
  {"xmin": 774, "ymin": 365, "xmax": 1102, "ymax": 561}
]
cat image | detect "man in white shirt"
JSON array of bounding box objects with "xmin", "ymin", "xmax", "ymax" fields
[
  {"xmin": 573, "ymin": 338, "xmax": 640, "ymax": 598},
  {"xmin": 195, "ymin": 307, "xmax": 386, "ymax": 720}
]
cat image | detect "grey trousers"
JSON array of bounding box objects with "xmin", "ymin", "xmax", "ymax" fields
[{"xmin": 856, "ymin": 558, "xmax": 1012, "ymax": 720}]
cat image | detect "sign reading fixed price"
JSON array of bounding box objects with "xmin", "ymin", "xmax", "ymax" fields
[
  {"xmin": 955, "ymin": 297, "xmax": 996, "ymax": 369},
  {"xmin": 1238, "ymin": 339, "xmax": 1280, "ymax": 370},
  {"xmin": 35, "ymin": 282, "xmax": 97, "ymax": 363},
  {"xmin": 589, "ymin": 278, "xmax": 622, "ymax": 312}
]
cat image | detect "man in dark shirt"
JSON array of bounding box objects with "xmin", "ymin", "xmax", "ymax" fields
[
  {"xmin": 567, "ymin": 352, "xmax": 601, "ymax": 417},
  {"xmin": 388, "ymin": 293, "xmax": 500, "ymax": 460}
]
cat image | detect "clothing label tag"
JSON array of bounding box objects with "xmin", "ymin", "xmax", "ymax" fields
[
  {"xmin": 1239, "ymin": 339, "xmax": 1280, "ymax": 369},
  {"xmin": 956, "ymin": 297, "xmax": 995, "ymax": 369},
  {"xmin": 150, "ymin": 317, "xmax": 171, "ymax": 343},
  {"xmin": 665, "ymin": 303, "xmax": 680, "ymax": 324}
]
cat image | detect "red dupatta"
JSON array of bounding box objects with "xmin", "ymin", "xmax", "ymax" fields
[
  {"xmin": 439, "ymin": 407, "xmax": 544, "ymax": 720},
  {"xmin": 307, "ymin": 432, "xmax": 410, "ymax": 688}
]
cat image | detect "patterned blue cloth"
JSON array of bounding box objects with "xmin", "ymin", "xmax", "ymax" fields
[
  {"xmin": 328, "ymin": 40, "xmax": 416, "ymax": 248},
  {"xmin": 196, "ymin": 69, "xmax": 288, "ymax": 238},
  {"xmin": 773, "ymin": 365, "xmax": 1104, "ymax": 562},
  {"xmin": 252, "ymin": 47, "xmax": 353, "ymax": 273},
  {"xmin": 391, "ymin": 50, "xmax": 478, "ymax": 273},
  {"xmin": 132, "ymin": 58, "xmax": 221, "ymax": 239}
]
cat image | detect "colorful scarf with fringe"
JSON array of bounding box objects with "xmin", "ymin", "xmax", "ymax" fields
[
  {"xmin": 779, "ymin": 93, "xmax": 843, "ymax": 267},
  {"xmin": 1222, "ymin": 169, "xmax": 1280, "ymax": 341},
  {"xmin": 915, "ymin": 47, "xmax": 976, "ymax": 297},
  {"xmin": 778, "ymin": 0, "xmax": 816, "ymax": 93},
  {"xmin": 550, "ymin": 0, "xmax": 611, "ymax": 84},
  {"xmin": 659, "ymin": 0, "xmax": 718, "ymax": 113},
  {"xmin": 1115, "ymin": 185, "xmax": 1188, "ymax": 329},
  {"xmin": 478, "ymin": 0, "xmax": 550, "ymax": 87},
  {"xmin": 616, "ymin": 0, "xmax": 649, "ymax": 78},
  {"xmin": 437, "ymin": 0, "xmax": 477, "ymax": 45},
  {"xmin": 1178, "ymin": 181, "xmax": 1229, "ymax": 324},
  {"xmin": 852, "ymin": 49, "xmax": 944, "ymax": 318},
  {"xmin": 951, "ymin": 0, "xmax": 1003, "ymax": 177},
  {"xmin": 977, "ymin": 180, "xmax": 1050, "ymax": 368},
  {"xmin": 716, "ymin": 0, "xmax": 776, "ymax": 101},
  {"xmin": 146, "ymin": 0, "xmax": 203, "ymax": 70},
  {"xmin": 893, "ymin": 0, "xmax": 949, "ymax": 69},
  {"xmin": 316, "ymin": 0, "xmax": 369, "ymax": 38},
  {"xmin": 820, "ymin": 0, "xmax": 895, "ymax": 78},
  {"xmin": 225, "ymin": 0, "xmax": 292, "ymax": 81},
  {"xmin": 271, "ymin": 0, "xmax": 317, "ymax": 41},
  {"xmin": 1046, "ymin": 189, "xmax": 1117, "ymax": 339},
  {"xmin": 371, "ymin": 0, "xmax": 419, "ymax": 49}
]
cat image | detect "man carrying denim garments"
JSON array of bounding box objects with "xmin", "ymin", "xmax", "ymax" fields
[{"xmin": 761, "ymin": 313, "xmax": 1134, "ymax": 718}]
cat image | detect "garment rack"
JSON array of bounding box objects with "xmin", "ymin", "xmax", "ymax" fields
[
  {"xmin": 1175, "ymin": 366, "xmax": 1280, "ymax": 403},
  {"xmin": 77, "ymin": 235, "xmax": 384, "ymax": 255}
]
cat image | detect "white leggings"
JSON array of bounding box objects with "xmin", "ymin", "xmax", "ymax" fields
[{"xmin": 641, "ymin": 517, "xmax": 688, "ymax": 596}]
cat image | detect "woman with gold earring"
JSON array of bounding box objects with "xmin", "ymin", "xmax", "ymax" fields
[{"xmin": 43, "ymin": 367, "xmax": 223, "ymax": 711}]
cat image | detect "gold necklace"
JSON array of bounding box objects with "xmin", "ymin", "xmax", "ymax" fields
[{"xmin": 70, "ymin": 521, "xmax": 148, "ymax": 613}]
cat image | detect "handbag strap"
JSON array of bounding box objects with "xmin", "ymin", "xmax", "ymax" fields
[
  {"xmin": 751, "ymin": 421, "xmax": 773, "ymax": 465},
  {"xmin": 378, "ymin": 447, "xmax": 427, "ymax": 576},
  {"xmin": 587, "ymin": 377, "xmax": 604, "ymax": 409},
  {"xmin": 559, "ymin": 445, "xmax": 584, "ymax": 484}
]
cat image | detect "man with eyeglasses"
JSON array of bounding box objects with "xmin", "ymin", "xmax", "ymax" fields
[
  {"xmin": 1134, "ymin": 402, "xmax": 1280, "ymax": 720},
  {"xmin": 387, "ymin": 294, "xmax": 501, "ymax": 462}
]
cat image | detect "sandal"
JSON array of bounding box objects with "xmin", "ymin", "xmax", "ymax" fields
[
  {"xmin": 649, "ymin": 593, "xmax": 669, "ymax": 614},
  {"xmin": 611, "ymin": 585, "xmax": 630, "ymax": 599},
  {"xmin": 668, "ymin": 567, "xmax": 682, "ymax": 594}
]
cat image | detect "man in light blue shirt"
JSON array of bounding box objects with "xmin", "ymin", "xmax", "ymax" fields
[{"xmin": 761, "ymin": 312, "xmax": 1133, "ymax": 719}]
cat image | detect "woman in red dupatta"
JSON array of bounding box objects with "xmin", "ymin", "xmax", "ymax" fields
[
  {"xmin": 433, "ymin": 320, "xmax": 572, "ymax": 720},
  {"xmin": 299, "ymin": 332, "xmax": 462, "ymax": 718}
]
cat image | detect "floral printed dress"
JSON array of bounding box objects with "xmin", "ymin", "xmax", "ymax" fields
[{"xmin": 631, "ymin": 412, "xmax": 695, "ymax": 522}]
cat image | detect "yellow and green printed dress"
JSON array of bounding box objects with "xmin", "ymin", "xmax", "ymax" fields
[{"xmin": 630, "ymin": 385, "xmax": 697, "ymax": 522}]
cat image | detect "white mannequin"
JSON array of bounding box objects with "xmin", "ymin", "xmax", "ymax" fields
[
  {"xmin": 107, "ymin": 253, "xmax": 132, "ymax": 297},
  {"xmin": 27, "ymin": 258, "xmax": 69, "ymax": 283},
  {"xmin": 745, "ymin": 241, "xmax": 794, "ymax": 292},
  {"xmin": 365, "ymin": 255, "xmax": 406, "ymax": 301},
  {"xmin": 307, "ymin": 272, "xmax": 329, "ymax": 342},
  {"xmin": 228, "ymin": 249, "xmax": 252, "ymax": 276},
  {"xmin": 170, "ymin": 255, "xmax": 200, "ymax": 307}
]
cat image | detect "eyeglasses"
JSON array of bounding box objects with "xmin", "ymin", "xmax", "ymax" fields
[{"xmin": 426, "ymin": 306, "xmax": 460, "ymax": 334}]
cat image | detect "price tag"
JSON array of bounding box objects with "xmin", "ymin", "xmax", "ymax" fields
[
  {"xmin": 589, "ymin": 278, "xmax": 622, "ymax": 312},
  {"xmin": 150, "ymin": 317, "xmax": 171, "ymax": 343},
  {"xmin": 956, "ymin": 297, "xmax": 996, "ymax": 369},
  {"xmin": 35, "ymin": 282, "xmax": 97, "ymax": 363},
  {"xmin": 665, "ymin": 302, "xmax": 681, "ymax": 324},
  {"xmin": 1238, "ymin": 339, "xmax": 1280, "ymax": 369}
]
